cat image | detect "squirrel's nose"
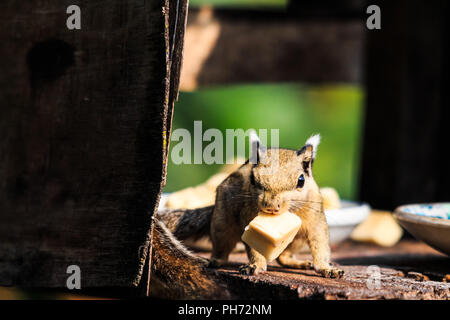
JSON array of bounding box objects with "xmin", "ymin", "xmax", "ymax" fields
[
  {"xmin": 261, "ymin": 193, "xmax": 282, "ymax": 213},
  {"xmin": 262, "ymin": 203, "xmax": 281, "ymax": 214}
]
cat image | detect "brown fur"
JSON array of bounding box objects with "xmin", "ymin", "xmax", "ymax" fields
[
  {"xmin": 158, "ymin": 205, "xmax": 214, "ymax": 240},
  {"xmin": 149, "ymin": 218, "xmax": 230, "ymax": 299},
  {"xmin": 209, "ymin": 145, "xmax": 343, "ymax": 278}
]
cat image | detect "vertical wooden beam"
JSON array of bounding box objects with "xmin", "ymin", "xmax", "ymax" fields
[
  {"xmin": 0, "ymin": 0, "xmax": 186, "ymax": 289},
  {"xmin": 360, "ymin": 0, "xmax": 449, "ymax": 209}
]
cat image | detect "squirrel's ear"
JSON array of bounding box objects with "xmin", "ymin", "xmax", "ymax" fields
[
  {"xmin": 297, "ymin": 134, "xmax": 321, "ymax": 163},
  {"xmin": 249, "ymin": 130, "xmax": 267, "ymax": 164},
  {"xmin": 305, "ymin": 134, "xmax": 321, "ymax": 159}
]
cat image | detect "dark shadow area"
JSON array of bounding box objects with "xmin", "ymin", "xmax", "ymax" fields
[{"xmin": 27, "ymin": 39, "xmax": 75, "ymax": 84}]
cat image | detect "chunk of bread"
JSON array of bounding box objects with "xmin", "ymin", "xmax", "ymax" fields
[
  {"xmin": 165, "ymin": 160, "xmax": 244, "ymax": 209},
  {"xmin": 351, "ymin": 210, "xmax": 403, "ymax": 247},
  {"xmin": 320, "ymin": 187, "xmax": 341, "ymax": 210}
]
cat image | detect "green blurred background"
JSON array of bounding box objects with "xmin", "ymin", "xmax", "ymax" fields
[
  {"xmin": 165, "ymin": 84, "xmax": 364, "ymax": 200},
  {"xmin": 163, "ymin": 0, "xmax": 365, "ymax": 200}
]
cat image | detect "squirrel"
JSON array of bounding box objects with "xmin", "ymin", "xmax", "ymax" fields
[{"xmin": 152, "ymin": 133, "xmax": 343, "ymax": 298}]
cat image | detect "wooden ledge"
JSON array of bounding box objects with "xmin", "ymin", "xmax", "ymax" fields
[{"xmin": 198, "ymin": 240, "xmax": 450, "ymax": 300}]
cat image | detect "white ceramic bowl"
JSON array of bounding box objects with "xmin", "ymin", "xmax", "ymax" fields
[
  {"xmin": 325, "ymin": 200, "xmax": 371, "ymax": 244},
  {"xmin": 394, "ymin": 203, "xmax": 450, "ymax": 256}
]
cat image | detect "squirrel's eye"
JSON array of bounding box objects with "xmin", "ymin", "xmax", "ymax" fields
[{"xmin": 297, "ymin": 174, "xmax": 305, "ymax": 188}]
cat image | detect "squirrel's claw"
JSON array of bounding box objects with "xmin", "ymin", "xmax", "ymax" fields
[
  {"xmin": 239, "ymin": 263, "xmax": 266, "ymax": 275},
  {"xmin": 316, "ymin": 266, "xmax": 344, "ymax": 279},
  {"xmin": 196, "ymin": 256, "xmax": 210, "ymax": 266}
]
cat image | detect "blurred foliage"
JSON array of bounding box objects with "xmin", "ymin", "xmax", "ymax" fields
[{"xmin": 165, "ymin": 84, "xmax": 364, "ymax": 200}]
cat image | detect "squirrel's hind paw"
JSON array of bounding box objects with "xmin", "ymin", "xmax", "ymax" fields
[{"xmin": 208, "ymin": 258, "xmax": 227, "ymax": 268}]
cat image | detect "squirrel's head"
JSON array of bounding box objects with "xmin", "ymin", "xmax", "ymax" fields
[{"xmin": 248, "ymin": 132, "xmax": 321, "ymax": 215}]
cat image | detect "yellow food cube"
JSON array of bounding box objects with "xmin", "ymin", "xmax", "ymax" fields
[{"xmin": 241, "ymin": 211, "xmax": 302, "ymax": 262}]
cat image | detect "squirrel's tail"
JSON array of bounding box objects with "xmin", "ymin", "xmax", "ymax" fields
[
  {"xmin": 150, "ymin": 215, "xmax": 230, "ymax": 299},
  {"xmin": 156, "ymin": 205, "xmax": 214, "ymax": 241}
]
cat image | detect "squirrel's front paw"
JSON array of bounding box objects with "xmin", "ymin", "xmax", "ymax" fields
[
  {"xmin": 315, "ymin": 266, "xmax": 344, "ymax": 279},
  {"xmin": 239, "ymin": 264, "xmax": 266, "ymax": 275}
]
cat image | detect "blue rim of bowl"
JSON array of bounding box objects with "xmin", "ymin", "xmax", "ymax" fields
[{"xmin": 394, "ymin": 203, "xmax": 450, "ymax": 228}]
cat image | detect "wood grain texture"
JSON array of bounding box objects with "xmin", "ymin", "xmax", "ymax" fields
[
  {"xmin": 208, "ymin": 240, "xmax": 450, "ymax": 299},
  {"xmin": 165, "ymin": 0, "xmax": 189, "ymax": 163},
  {"xmin": 0, "ymin": 0, "xmax": 184, "ymax": 288}
]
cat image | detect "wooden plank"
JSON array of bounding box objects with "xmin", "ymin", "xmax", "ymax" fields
[
  {"xmin": 209, "ymin": 240, "xmax": 450, "ymax": 299},
  {"xmin": 2, "ymin": 240, "xmax": 448, "ymax": 299},
  {"xmin": 359, "ymin": 0, "xmax": 449, "ymax": 210},
  {"xmin": 166, "ymin": 0, "xmax": 189, "ymax": 154},
  {"xmin": 0, "ymin": 0, "xmax": 185, "ymax": 288},
  {"xmin": 179, "ymin": 7, "xmax": 364, "ymax": 90}
]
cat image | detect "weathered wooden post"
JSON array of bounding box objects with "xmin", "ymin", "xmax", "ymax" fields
[
  {"xmin": 0, "ymin": 0, "xmax": 188, "ymax": 294},
  {"xmin": 360, "ymin": 0, "xmax": 449, "ymax": 209}
]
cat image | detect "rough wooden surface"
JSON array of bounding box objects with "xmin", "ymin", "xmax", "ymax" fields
[
  {"xmin": 197, "ymin": 240, "xmax": 450, "ymax": 300},
  {"xmin": 0, "ymin": 0, "xmax": 185, "ymax": 288}
]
